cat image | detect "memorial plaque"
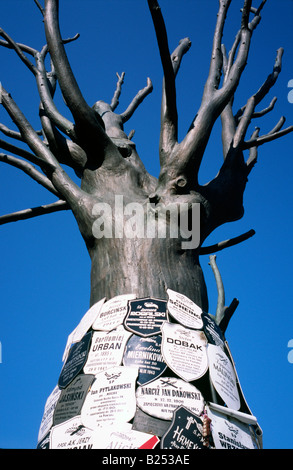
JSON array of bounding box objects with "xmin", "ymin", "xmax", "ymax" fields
[
  {"xmin": 123, "ymin": 334, "xmax": 167, "ymax": 385},
  {"xmin": 50, "ymin": 416, "xmax": 95, "ymax": 449},
  {"xmin": 61, "ymin": 298, "xmax": 105, "ymax": 363},
  {"xmin": 36, "ymin": 433, "xmax": 50, "ymax": 449},
  {"xmin": 132, "ymin": 407, "xmax": 170, "ymax": 437},
  {"xmin": 136, "ymin": 377, "xmax": 204, "ymax": 420},
  {"xmin": 38, "ymin": 385, "xmax": 61, "ymax": 443},
  {"xmin": 202, "ymin": 312, "xmax": 225, "ymax": 348},
  {"xmin": 124, "ymin": 297, "xmax": 168, "ymax": 337},
  {"xmin": 73, "ymin": 297, "xmax": 106, "ymax": 341},
  {"xmin": 83, "ymin": 326, "xmax": 132, "ymax": 375},
  {"xmin": 58, "ymin": 331, "xmax": 92, "ymax": 389},
  {"xmin": 207, "ymin": 344, "xmax": 240, "ymax": 410},
  {"xmin": 161, "ymin": 322, "xmax": 208, "ymax": 382},
  {"xmin": 207, "ymin": 406, "xmax": 258, "ymax": 449},
  {"xmin": 161, "ymin": 406, "xmax": 205, "ymax": 449},
  {"xmin": 81, "ymin": 366, "xmax": 138, "ymax": 430},
  {"xmin": 92, "ymin": 422, "xmax": 159, "ymax": 449},
  {"xmin": 92, "ymin": 294, "xmax": 136, "ymax": 331},
  {"xmin": 53, "ymin": 374, "xmax": 94, "ymax": 425},
  {"xmin": 167, "ymin": 288, "xmax": 203, "ymax": 329}
]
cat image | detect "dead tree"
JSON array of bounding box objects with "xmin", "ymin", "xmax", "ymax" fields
[{"xmin": 0, "ymin": 0, "xmax": 292, "ymax": 449}]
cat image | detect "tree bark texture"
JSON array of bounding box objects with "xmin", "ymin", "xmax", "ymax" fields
[{"xmin": 1, "ymin": 0, "xmax": 292, "ymax": 449}]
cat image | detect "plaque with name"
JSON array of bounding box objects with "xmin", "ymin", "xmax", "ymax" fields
[
  {"xmin": 136, "ymin": 377, "xmax": 204, "ymax": 421},
  {"xmin": 50, "ymin": 416, "xmax": 96, "ymax": 449},
  {"xmin": 202, "ymin": 312, "xmax": 225, "ymax": 348},
  {"xmin": 38, "ymin": 385, "xmax": 61, "ymax": 443},
  {"xmin": 207, "ymin": 344, "xmax": 240, "ymax": 410},
  {"xmin": 83, "ymin": 326, "xmax": 132, "ymax": 375},
  {"xmin": 207, "ymin": 406, "xmax": 258, "ymax": 449},
  {"xmin": 81, "ymin": 366, "xmax": 138, "ymax": 430},
  {"xmin": 161, "ymin": 406, "xmax": 205, "ymax": 449},
  {"xmin": 167, "ymin": 289, "xmax": 203, "ymax": 329},
  {"xmin": 73, "ymin": 297, "xmax": 106, "ymax": 341},
  {"xmin": 92, "ymin": 294, "xmax": 136, "ymax": 331},
  {"xmin": 53, "ymin": 374, "xmax": 94, "ymax": 425},
  {"xmin": 58, "ymin": 330, "xmax": 92, "ymax": 389},
  {"xmin": 124, "ymin": 298, "xmax": 168, "ymax": 337},
  {"xmin": 161, "ymin": 322, "xmax": 208, "ymax": 382},
  {"xmin": 92, "ymin": 422, "xmax": 159, "ymax": 449},
  {"xmin": 123, "ymin": 334, "xmax": 167, "ymax": 385}
]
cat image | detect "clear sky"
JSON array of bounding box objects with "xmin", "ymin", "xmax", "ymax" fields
[{"xmin": 0, "ymin": 0, "xmax": 292, "ymax": 450}]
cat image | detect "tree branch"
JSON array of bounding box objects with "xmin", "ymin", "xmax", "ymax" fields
[
  {"xmin": 147, "ymin": 0, "xmax": 178, "ymax": 154},
  {"xmin": 242, "ymin": 124, "xmax": 293, "ymax": 149},
  {"xmin": 208, "ymin": 254, "xmax": 239, "ymax": 333},
  {"xmin": 0, "ymin": 137, "xmax": 54, "ymax": 170},
  {"xmin": 110, "ymin": 72, "xmax": 125, "ymax": 111},
  {"xmin": 44, "ymin": 0, "xmax": 108, "ymax": 147},
  {"xmin": 209, "ymin": 254, "xmax": 225, "ymax": 322},
  {"xmin": 120, "ymin": 78, "xmax": 153, "ymax": 123},
  {"xmin": 0, "ymin": 153, "xmax": 60, "ymax": 196},
  {"xmin": 0, "ymin": 200, "xmax": 69, "ymax": 225},
  {"xmin": 200, "ymin": 229, "xmax": 255, "ymax": 255}
]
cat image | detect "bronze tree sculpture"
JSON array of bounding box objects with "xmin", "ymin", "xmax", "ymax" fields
[{"xmin": 0, "ymin": 0, "xmax": 292, "ymax": 449}]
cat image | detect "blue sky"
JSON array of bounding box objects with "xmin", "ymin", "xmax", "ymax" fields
[{"xmin": 0, "ymin": 0, "xmax": 292, "ymax": 449}]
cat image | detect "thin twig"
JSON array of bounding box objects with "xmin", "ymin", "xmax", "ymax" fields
[{"xmin": 200, "ymin": 229, "xmax": 255, "ymax": 255}]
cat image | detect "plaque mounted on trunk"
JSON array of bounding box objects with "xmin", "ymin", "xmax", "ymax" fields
[
  {"xmin": 207, "ymin": 344, "xmax": 240, "ymax": 410},
  {"xmin": 136, "ymin": 377, "xmax": 204, "ymax": 420},
  {"xmin": 123, "ymin": 334, "xmax": 167, "ymax": 385},
  {"xmin": 81, "ymin": 366, "xmax": 138, "ymax": 430},
  {"xmin": 50, "ymin": 416, "xmax": 95, "ymax": 449},
  {"xmin": 161, "ymin": 406, "xmax": 205, "ymax": 449},
  {"xmin": 202, "ymin": 312, "xmax": 225, "ymax": 348},
  {"xmin": 124, "ymin": 297, "xmax": 168, "ymax": 337},
  {"xmin": 53, "ymin": 374, "xmax": 95, "ymax": 425},
  {"xmin": 167, "ymin": 288, "xmax": 203, "ymax": 329},
  {"xmin": 92, "ymin": 294, "xmax": 136, "ymax": 331},
  {"xmin": 161, "ymin": 322, "xmax": 208, "ymax": 382},
  {"xmin": 58, "ymin": 330, "xmax": 92, "ymax": 389},
  {"xmin": 207, "ymin": 405, "xmax": 258, "ymax": 449},
  {"xmin": 83, "ymin": 326, "xmax": 132, "ymax": 375}
]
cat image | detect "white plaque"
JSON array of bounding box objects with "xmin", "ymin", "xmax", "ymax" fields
[
  {"xmin": 167, "ymin": 289, "xmax": 203, "ymax": 329},
  {"xmin": 136, "ymin": 377, "xmax": 204, "ymax": 420},
  {"xmin": 81, "ymin": 366, "xmax": 138, "ymax": 430},
  {"xmin": 61, "ymin": 298, "xmax": 105, "ymax": 362},
  {"xmin": 207, "ymin": 344, "xmax": 240, "ymax": 410},
  {"xmin": 73, "ymin": 298, "xmax": 106, "ymax": 342},
  {"xmin": 38, "ymin": 385, "xmax": 61, "ymax": 443},
  {"xmin": 92, "ymin": 294, "xmax": 136, "ymax": 331},
  {"xmin": 83, "ymin": 327, "xmax": 132, "ymax": 375},
  {"xmin": 207, "ymin": 406, "xmax": 258, "ymax": 449},
  {"xmin": 50, "ymin": 416, "xmax": 95, "ymax": 449},
  {"xmin": 161, "ymin": 322, "xmax": 208, "ymax": 382},
  {"xmin": 92, "ymin": 423, "xmax": 159, "ymax": 449}
]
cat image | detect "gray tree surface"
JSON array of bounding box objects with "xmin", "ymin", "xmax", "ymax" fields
[{"xmin": 0, "ymin": 0, "xmax": 292, "ymax": 449}]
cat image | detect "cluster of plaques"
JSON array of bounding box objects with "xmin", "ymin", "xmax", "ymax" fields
[{"xmin": 37, "ymin": 290, "xmax": 262, "ymax": 449}]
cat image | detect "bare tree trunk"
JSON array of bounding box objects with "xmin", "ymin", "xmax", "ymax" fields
[{"xmin": 0, "ymin": 0, "xmax": 292, "ymax": 450}]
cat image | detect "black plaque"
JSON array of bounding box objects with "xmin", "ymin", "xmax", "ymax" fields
[
  {"xmin": 161, "ymin": 406, "xmax": 205, "ymax": 449},
  {"xmin": 124, "ymin": 298, "xmax": 168, "ymax": 337},
  {"xmin": 123, "ymin": 334, "xmax": 167, "ymax": 385},
  {"xmin": 202, "ymin": 312, "xmax": 225, "ymax": 347},
  {"xmin": 58, "ymin": 331, "xmax": 92, "ymax": 389}
]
